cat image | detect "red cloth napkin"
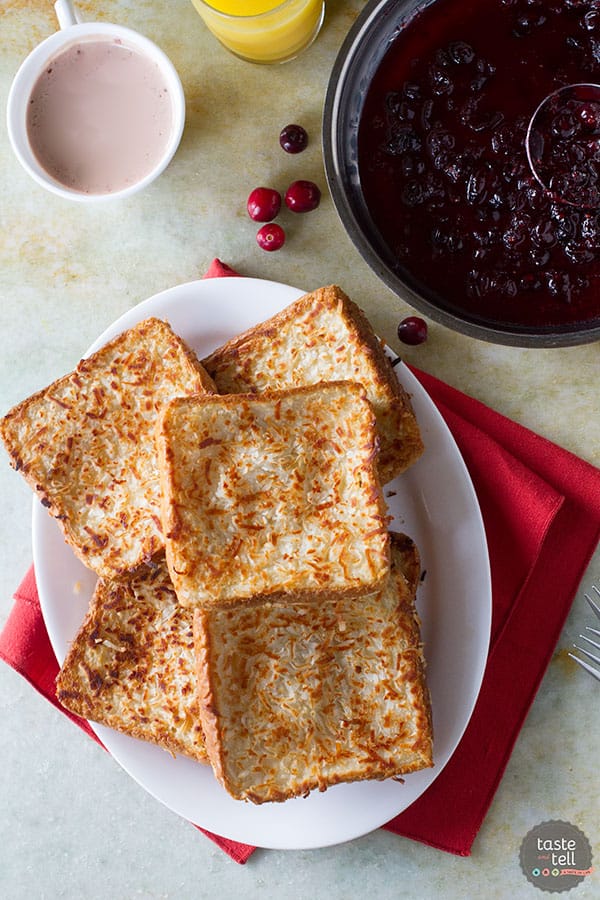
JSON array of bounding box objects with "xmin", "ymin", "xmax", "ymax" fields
[
  {"xmin": 2, "ymin": 258, "xmax": 599, "ymax": 864},
  {"xmin": 383, "ymin": 369, "xmax": 600, "ymax": 853}
]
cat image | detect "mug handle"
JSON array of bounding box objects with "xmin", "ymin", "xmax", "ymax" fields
[{"xmin": 54, "ymin": 0, "xmax": 81, "ymax": 29}]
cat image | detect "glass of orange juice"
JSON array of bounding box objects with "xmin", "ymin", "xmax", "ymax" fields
[{"xmin": 190, "ymin": 0, "xmax": 325, "ymax": 64}]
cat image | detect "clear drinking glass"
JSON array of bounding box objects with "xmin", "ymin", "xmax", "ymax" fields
[{"xmin": 190, "ymin": 0, "xmax": 325, "ymax": 65}]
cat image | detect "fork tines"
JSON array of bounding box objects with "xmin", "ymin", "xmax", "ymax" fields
[
  {"xmin": 569, "ymin": 584, "xmax": 600, "ymax": 682},
  {"xmin": 584, "ymin": 584, "xmax": 600, "ymax": 621}
]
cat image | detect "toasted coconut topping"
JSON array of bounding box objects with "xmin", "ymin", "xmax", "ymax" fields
[
  {"xmin": 0, "ymin": 318, "xmax": 215, "ymax": 577},
  {"xmin": 157, "ymin": 381, "xmax": 390, "ymax": 608},
  {"xmin": 194, "ymin": 534, "xmax": 433, "ymax": 804},
  {"xmin": 202, "ymin": 286, "xmax": 423, "ymax": 483},
  {"xmin": 56, "ymin": 559, "xmax": 207, "ymax": 763},
  {"xmin": 2, "ymin": 298, "xmax": 432, "ymax": 802}
]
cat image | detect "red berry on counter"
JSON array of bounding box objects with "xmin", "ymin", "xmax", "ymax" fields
[
  {"xmin": 397, "ymin": 316, "xmax": 428, "ymax": 345},
  {"xmin": 256, "ymin": 222, "xmax": 286, "ymax": 251},
  {"xmin": 247, "ymin": 187, "xmax": 281, "ymax": 222},
  {"xmin": 284, "ymin": 179, "xmax": 321, "ymax": 213},
  {"xmin": 279, "ymin": 123, "xmax": 308, "ymax": 154}
]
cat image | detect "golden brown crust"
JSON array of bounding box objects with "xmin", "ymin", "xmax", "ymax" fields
[
  {"xmin": 193, "ymin": 532, "xmax": 433, "ymax": 804},
  {"xmin": 193, "ymin": 609, "xmax": 226, "ymax": 782},
  {"xmin": 157, "ymin": 381, "xmax": 391, "ymax": 610},
  {"xmin": 390, "ymin": 531, "xmax": 422, "ymax": 594},
  {"xmin": 2, "ymin": 303, "xmax": 432, "ymax": 787},
  {"xmin": 202, "ymin": 285, "xmax": 424, "ymax": 483},
  {"xmin": 0, "ymin": 318, "xmax": 215, "ymax": 578},
  {"xmin": 56, "ymin": 560, "xmax": 208, "ymax": 763}
]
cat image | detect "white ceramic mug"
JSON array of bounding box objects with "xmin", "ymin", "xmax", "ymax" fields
[{"xmin": 6, "ymin": 0, "xmax": 186, "ymax": 202}]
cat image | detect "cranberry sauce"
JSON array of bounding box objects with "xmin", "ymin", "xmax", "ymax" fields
[{"xmin": 357, "ymin": 0, "xmax": 600, "ymax": 329}]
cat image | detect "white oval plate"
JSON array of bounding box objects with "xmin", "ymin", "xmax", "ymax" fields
[{"xmin": 33, "ymin": 277, "xmax": 491, "ymax": 850}]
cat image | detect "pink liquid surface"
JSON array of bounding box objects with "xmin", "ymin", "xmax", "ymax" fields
[{"xmin": 27, "ymin": 38, "xmax": 173, "ymax": 195}]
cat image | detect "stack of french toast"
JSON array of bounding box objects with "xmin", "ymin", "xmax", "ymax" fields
[{"xmin": 0, "ymin": 285, "xmax": 433, "ymax": 804}]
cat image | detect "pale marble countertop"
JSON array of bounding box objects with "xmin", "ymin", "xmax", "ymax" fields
[{"xmin": 1, "ymin": 2, "xmax": 599, "ymax": 899}]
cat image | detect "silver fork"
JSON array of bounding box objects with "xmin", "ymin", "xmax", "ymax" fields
[{"xmin": 568, "ymin": 585, "xmax": 600, "ymax": 683}]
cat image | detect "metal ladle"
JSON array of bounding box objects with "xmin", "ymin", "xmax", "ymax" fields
[{"xmin": 526, "ymin": 83, "xmax": 600, "ymax": 209}]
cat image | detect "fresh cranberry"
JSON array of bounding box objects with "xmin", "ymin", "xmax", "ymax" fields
[
  {"xmin": 551, "ymin": 108, "xmax": 578, "ymax": 140},
  {"xmin": 284, "ymin": 180, "xmax": 321, "ymax": 213},
  {"xmin": 578, "ymin": 101, "xmax": 600, "ymax": 132},
  {"xmin": 256, "ymin": 223, "xmax": 285, "ymax": 251},
  {"xmin": 247, "ymin": 187, "xmax": 281, "ymax": 222},
  {"xmin": 447, "ymin": 40, "xmax": 475, "ymax": 65},
  {"xmin": 279, "ymin": 124, "xmax": 308, "ymax": 154},
  {"xmin": 397, "ymin": 316, "xmax": 428, "ymax": 345}
]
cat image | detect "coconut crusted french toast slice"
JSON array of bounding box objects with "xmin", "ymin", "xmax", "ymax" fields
[
  {"xmin": 201, "ymin": 285, "xmax": 424, "ymax": 484},
  {"xmin": 193, "ymin": 532, "xmax": 433, "ymax": 804},
  {"xmin": 0, "ymin": 317, "xmax": 216, "ymax": 578},
  {"xmin": 56, "ymin": 559, "xmax": 208, "ymax": 763},
  {"xmin": 156, "ymin": 381, "xmax": 391, "ymax": 610}
]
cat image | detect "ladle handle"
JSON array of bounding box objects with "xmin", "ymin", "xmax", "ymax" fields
[{"xmin": 54, "ymin": 0, "xmax": 81, "ymax": 29}]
